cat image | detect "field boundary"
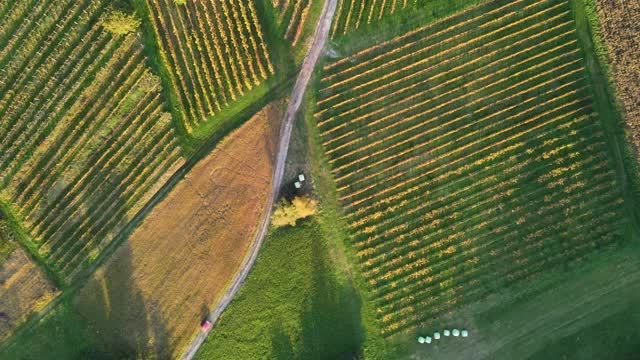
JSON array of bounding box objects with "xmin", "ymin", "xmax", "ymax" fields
[{"xmin": 570, "ymin": 0, "xmax": 640, "ymax": 233}]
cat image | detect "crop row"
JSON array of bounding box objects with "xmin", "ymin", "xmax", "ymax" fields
[
  {"xmin": 317, "ymin": 1, "xmax": 572, "ymax": 119},
  {"xmin": 275, "ymin": 0, "xmax": 314, "ymax": 45},
  {"xmin": 331, "ymin": 0, "xmax": 412, "ymax": 38},
  {"xmin": 145, "ymin": 0, "xmax": 274, "ymax": 130},
  {"xmin": 351, "ymin": 121, "xmax": 602, "ymax": 255}
]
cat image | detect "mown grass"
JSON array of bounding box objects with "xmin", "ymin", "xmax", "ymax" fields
[
  {"xmin": 329, "ymin": 0, "xmax": 483, "ymax": 52},
  {"xmin": 527, "ymin": 300, "xmax": 640, "ymax": 360}
]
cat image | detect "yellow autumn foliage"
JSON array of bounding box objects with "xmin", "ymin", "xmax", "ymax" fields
[{"xmin": 272, "ymin": 196, "xmax": 318, "ymax": 227}]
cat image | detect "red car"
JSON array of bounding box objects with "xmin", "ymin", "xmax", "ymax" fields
[{"xmin": 201, "ymin": 319, "xmax": 212, "ymax": 332}]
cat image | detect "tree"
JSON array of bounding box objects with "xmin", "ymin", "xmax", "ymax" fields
[
  {"xmin": 102, "ymin": 10, "xmax": 140, "ymax": 35},
  {"xmin": 272, "ymin": 196, "xmax": 318, "ymax": 227}
]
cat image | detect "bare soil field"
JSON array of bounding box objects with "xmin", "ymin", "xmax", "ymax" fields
[
  {"xmin": 75, "ymin": 102, "xmax": 284, "ymax": 358},
  {"xmin": 0, "ymin": 223, "xmax": 57, "ymax": 341},
  {"xmin": 592, "ymin": 0, "xmax": 640, "ymax": 151}
]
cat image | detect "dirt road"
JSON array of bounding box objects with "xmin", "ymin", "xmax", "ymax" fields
[{"xmin": 179, "ymin": 0, "xmax": 338, "ymax": 358}]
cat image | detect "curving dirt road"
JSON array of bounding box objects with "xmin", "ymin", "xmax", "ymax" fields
[{"xmin": 180, "ymin": 0, "xmax": 338, "ymax": 358}]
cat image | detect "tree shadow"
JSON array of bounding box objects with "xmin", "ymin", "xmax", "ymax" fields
[
  {"xmin": 270, "ymin": 323, "xmax": 296, "ymax": 360},
  {"xmin": 0, "ymin": 172, "xmax": 172, "ymax": 359},
  {"xmin": 74, "ymin": 240, "xmax": 171, "ymax": 359},
  {"xmin": 271, "ymin": 235, "xmax": 365, "ymax": 360},
  {"xmin": 72, "ymin": 167, "xmax": 171, "ymax": 359}
]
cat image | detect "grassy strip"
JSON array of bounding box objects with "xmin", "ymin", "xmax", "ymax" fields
[
  {"xmin": 330, "ymin": 0, "xmax": 484, "ymax": 53},
  {"xmin": 303, "ymin": 59, "xmax": 398, "ymax": 359},
  {"xmin": 570, "ymin": 0, "xmax": 640, "ymax": 234},
  {"xmin": 0, "ymin": 201, "xmax": 63, "ymax": 288},
  {"xmin": 526, "ymin": 299, "xmax": 640, "ymax": 359}
]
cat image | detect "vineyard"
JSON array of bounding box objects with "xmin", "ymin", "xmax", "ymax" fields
[
  {"xmin": 0, "ymin": 0, "xmax": 184, "ymax": 282},
  {"xmin": 273, "ymin": 0, "xmax": 315, "ymax": 45},
  {"xmin": 315, "ymin": 0, "xmax": 629, "ymax": 336},
  {"xmin": 141, "ymin": 0, "xmax": 275, "ymax": 132}
]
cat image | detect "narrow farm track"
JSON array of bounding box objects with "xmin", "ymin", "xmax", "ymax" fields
[{"xmin": 179, "ymin": 0, "xmax": 338, "ymax": 358}]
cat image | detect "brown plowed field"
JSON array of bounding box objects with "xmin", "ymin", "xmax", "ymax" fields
[{"xmin": 75, "ymin": 102, "xmax": 284, "ymax": 358}]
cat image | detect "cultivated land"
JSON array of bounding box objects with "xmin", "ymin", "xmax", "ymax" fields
[
  {"xmin": 331, "ymin": 0, "xmax": 408, "ymax": 36},
  {"xmin": 0, "ymin": 0, "xmax": 185, "ymax": 282},
  {"xmin": 273, "ymin": 0, "xmax": 315, "ymax": 45},
  {"xmin": 195, "ymin": 219, "xmax": 367, "ymax": 360},
  {"xmin": 314, "ymin": 0, "xmax": 637, "ymax": 337},
  {"xmin": 74, "ymin": 102, "xmax": 283, "ymax": 358},
  {"xmin": 409, "ymin": 244, "xmax": 640, "ymax": 359},
  {"xmin": 0, "ymin": 222, "xmax": 56, "ymax": 341},
  {"xmin": 139, "ymin": 0, "xmax": 275, "ymax": 133},
  {"xmin": 587, "ymin": 0, "xmax": 640, "ymax": 154}
]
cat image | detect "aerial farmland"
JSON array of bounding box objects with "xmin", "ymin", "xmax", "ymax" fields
[{"xmin": 0, "ymin": 0, "xmax": 638, "ymax": 359}]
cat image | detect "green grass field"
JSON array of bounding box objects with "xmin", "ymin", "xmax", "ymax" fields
[
  {"xmin": 0, "ymin": 0, "xmax": 185, "ymax": 283},
  {"xmin": 195, "ymin": 219, "xmax": 366, "ymax": 359},
  {"xmin": 527, "ymin": 301, "xmax": 640, "ymax": 360}
]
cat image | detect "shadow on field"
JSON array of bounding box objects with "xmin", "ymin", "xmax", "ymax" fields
[
  {"xmin": 271, "ymin": 237, "xmax": 365, "ymax": 360},
  {"xmin": 74, "ymin": 241, "xmax": 171, "ymax": 359},
  {"xmin": 72, "ymin": 175, "xmax": 170, "ymax": 359}
]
